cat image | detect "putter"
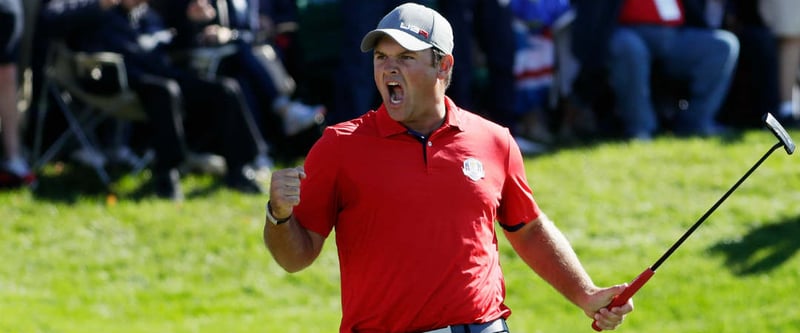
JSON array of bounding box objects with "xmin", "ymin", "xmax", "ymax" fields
[{"xmin": 591, "ymin": 113, "xmax": 795, "ymax": 331}]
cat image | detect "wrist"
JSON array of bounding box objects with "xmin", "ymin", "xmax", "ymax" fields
[{"xmin": 266, "ymin": 200, "xmax": 291, "ymax": 225}]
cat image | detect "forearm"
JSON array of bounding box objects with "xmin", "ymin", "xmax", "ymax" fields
[
  {"xmin": 263, "ymin": 216, "xmax": 321, "ymax": 273},
  {"xmin": 505, "ymin": 215, "xmax": 598, "ymax": 309}
]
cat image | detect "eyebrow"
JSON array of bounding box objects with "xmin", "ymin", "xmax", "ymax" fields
[{"xmin": 374, "ymin": 49, "xmax": 419, "ymax": 57}]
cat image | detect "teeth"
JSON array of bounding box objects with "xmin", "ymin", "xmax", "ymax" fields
[{"xmin": 386, "ymin": 80, "xmax": 402, "ymax": 104}]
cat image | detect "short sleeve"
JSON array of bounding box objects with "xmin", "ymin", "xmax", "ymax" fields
[
  {"xmin": 293, "ymin": 128, "xmax": 340, "ymax": 238},
  {"xmin": 497, "ymin": 131, "xmax": 542, "ymax": 231}
]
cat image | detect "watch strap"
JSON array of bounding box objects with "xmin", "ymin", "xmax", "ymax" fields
[{"xmin": 266, "ymin": 200, "xmax": 291, "ymax": 225}]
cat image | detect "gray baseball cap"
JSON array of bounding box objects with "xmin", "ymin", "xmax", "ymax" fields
[{"xmin": 360, "ymin": 3, "xmax": 454, "ymax": 54}]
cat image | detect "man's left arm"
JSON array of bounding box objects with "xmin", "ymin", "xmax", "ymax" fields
[{"xmin": 503, "ymin": 214, "xmax": 633, "ymax": 330}]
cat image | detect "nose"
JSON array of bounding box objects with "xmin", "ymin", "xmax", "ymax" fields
[{"xmin": 380, "ymin": 57, "xmax": 399, "ymax": 74}]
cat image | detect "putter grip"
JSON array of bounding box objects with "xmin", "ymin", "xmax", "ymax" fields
[{"xmin": 591, "ymin": 267, "xmax": 655, "ymax": 331}]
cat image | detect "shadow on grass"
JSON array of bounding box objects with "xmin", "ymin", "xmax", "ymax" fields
[
  {"xmin": 30, "ymin": 163, "xmax": 112, "ymax": 203},
  {"xmin": 547, "ymin": 125, "xmax": 750, "ymax": 154},
  {"xmin": 30, "ymin": 162, "xmax": 226, "ymax": 203},
  {"xmin": 709, "ymin": 216, "xmax": 800, "ymax": 275}
]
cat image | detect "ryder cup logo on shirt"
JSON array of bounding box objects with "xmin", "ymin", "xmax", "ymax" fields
[{"xmin": 462, "ymin": 158, "xmax": 485, "ymax": 181}]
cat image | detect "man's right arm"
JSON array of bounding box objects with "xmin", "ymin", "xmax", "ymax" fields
[
  {"xmin": 263, "ymin": 167, "xmax": 325, "ymax": 273},
  {"xmin": 263, "ymin": 215, "xmax": 325, "ymax": 273}
]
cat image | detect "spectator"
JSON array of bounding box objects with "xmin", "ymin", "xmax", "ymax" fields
[
  {"xmin": 154, "ymin": 0, "xmax": 325, "ymax": 161},
  {"xmin": 509, "ymin": 0, "xmax": 573, "ymax": 151},
  {"xmin": 571, "ymin": 0, "xmax": 739, "ymax": 140},
  {"xmin": 439, "ymin": 0, "xmax": 553, "ymax": 154},
  {"xmin": 0, "ymin": 0, "xmax": 35, "ymax": 188},
  {"xmin": 719, "ymin": 0, "xmax": 780, "ymax": 128},
  {"xmin": 283, "ymin": 0, "xmax": 342, "ymax": 125},
  {"xmin": 264, "ymin": 3, "xmax": 633, "ymax": 332},
  {"xmin": 255, "ymin": 0, "xmax": 300, "ymax": 65},
  {"xmin": 42, "ymin": 0, "xmax": 265, "ymax": 200},
  {"xmin": 759, "ymin": 0, "xmax": 800, "ymax": 125},
  {"xmin": 438, "ymin": 0, "xmax": 518, "ymax": 131}
]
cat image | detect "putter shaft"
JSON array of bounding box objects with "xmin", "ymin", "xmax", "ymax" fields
[{"xmin": 591, "ymin": 114, "xmax": 793, "ymax": 332}]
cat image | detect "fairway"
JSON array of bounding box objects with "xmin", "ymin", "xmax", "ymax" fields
[{"xmin": 1, "ymin": 129, "xmax": 799, "ymax": 333}]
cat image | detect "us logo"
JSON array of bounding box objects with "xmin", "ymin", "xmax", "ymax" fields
[{"xmin": 462, "ymin": 158, "xmax": 485, "ymax": 181}]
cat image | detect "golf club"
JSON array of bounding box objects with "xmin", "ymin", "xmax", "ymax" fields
[{"xmin": 591, "ymin": 113, "xmax": 795, "ymax": 331}]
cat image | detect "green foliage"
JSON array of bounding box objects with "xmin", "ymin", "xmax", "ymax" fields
[{"xmin": 2, "ymin": 130, "xmax": 799, "ymax": 332}]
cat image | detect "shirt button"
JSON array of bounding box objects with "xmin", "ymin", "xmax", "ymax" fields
[{"xmin": 427, "ymin": 141, "xmax": 432, "ymax": 147}]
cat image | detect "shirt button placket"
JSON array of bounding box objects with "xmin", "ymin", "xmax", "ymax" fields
[{"xmin": 426, "ymin": 140, "xmax": 433, "ymax": 173}]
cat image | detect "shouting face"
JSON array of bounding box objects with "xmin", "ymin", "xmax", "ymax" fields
[{"xmin": 372, "ymin": 37, "xmax": 449, "ymax": 134}]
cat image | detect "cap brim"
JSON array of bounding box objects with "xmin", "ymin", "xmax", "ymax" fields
[{"xmin": 360, "ymin": 29, "xmax": 433, "ymax": 52}]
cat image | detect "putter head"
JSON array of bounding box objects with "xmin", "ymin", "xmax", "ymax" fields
[{"xmin": 763, "ymin": 113, "xmax": 796, "ymax": 155}]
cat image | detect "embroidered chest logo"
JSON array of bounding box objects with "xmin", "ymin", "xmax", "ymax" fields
[{"xmin": 462, "ymin": 158, "xmax": 485, "ymax": 181}]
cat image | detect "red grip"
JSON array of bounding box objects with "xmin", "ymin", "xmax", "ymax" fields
[{"xmin": 591, "ymin": 267, "xmax": 655, "ymax": 331}]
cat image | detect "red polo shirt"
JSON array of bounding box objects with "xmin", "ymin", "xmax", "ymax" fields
[{"xmin": 294, "ymin": 97, "xmax": 542, "ymax": 333}]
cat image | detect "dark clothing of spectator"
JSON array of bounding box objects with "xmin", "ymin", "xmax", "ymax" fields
[
  {"xmin": 42, "ymin": 0, "xmax": 261, "ymax": 197},
  {"xmin": 719, "ymin": 0, "xmax": 780, "ymax": 127},
  {"xmin": 438, "ymin": 0, "xmax": 517, "ymax": 129},
  {"xmin": 155, "ymin": 0, "xmax": 323, "ymax": 160},
  {"xmin": 570, "ymin": 0, "xmax": 739, "ymax": 139}
]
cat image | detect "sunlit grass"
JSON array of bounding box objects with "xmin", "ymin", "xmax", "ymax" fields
[{"xmin": 2, "ymin": 128, "xmax": 798, "ymax": 332}]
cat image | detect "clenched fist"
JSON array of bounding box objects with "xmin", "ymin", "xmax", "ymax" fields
[{"xmin": 268, "ymin": 167, "xmax": 305, "ymax": 219}]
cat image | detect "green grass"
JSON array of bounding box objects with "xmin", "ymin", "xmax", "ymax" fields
[{"xmin": 2, "ymin": 129, "xmax": 799, "ymax": 333}]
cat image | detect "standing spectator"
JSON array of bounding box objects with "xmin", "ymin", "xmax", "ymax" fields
[
  {"xmin": 438, "ymin": 0, "xmax": 517, "ymax": 129},
  {"xmin": 0, "ymin": 0, "xmax": 35, "ymax": 188},
  {"xmin": 719, "ymin": 0, "xmax": 780, "ymax": 128},
  {"xmin": 439, "ymin": 0, "xmax": 551, "ymax": 154},
  {"xmin": 264, "ymin": 3, "xmax": 633, "ymax": 332},
  {"xmin": 571, "ymin": 0, "xmax": 739, "ymax": 140},
  {"xmin": 759, "ymin": 0, "xmax": 800, "ymax": 125},
  {"xmin": 510, "ymin": 0, "xmax": 573, "ymax": 150}
]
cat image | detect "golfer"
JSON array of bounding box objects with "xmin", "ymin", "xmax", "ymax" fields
[{"xmin": 264, "ymin": 3, "xmax": 633, "ymax": 332}]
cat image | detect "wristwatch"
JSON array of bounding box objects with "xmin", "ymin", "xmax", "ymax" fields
[{"xmin": 266, "ymin": 200, "xmax": 291, "ymax": 225}]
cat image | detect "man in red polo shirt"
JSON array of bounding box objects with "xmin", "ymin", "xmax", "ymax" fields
[{"xmin": 264, "ymin": 3, "xmax": 633, "ymax": 332}]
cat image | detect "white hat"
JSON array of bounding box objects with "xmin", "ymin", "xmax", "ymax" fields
[{"xmin": 360, "ymin": 2, "xmax": 454, "ymax": 54}]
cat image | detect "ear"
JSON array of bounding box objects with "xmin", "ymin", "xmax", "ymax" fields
[{"xmin": 438, "ymin": 54, "xmax": 454, "ymax": 75}]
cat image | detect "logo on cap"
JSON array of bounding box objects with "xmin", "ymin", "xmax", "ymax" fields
[{"xmin": 400, "ymin": 21, "xmax": 429, "ymax": 39}]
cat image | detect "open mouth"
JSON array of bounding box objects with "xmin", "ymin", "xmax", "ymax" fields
[{"xmin": 387, "ymin": 81, "xmax": 404, "ymax": 105}]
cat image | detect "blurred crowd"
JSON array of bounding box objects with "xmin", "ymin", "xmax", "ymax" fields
[{"xmin": 1, "ymin": 0, "xmax": 798, "ymax": 200}]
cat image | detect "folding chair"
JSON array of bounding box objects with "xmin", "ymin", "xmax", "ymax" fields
[
  {"xmin": 174, "ymin": 44, "xmax": 278, "ymax": 170},
  {"xmin": 31, "ymin": 42, "xmax": 148, "ymax": 187}
]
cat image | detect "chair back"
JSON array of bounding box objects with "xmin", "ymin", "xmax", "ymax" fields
[{"xmin": 46, "ymin": 42, "xmax": 147, "ymax": 121}]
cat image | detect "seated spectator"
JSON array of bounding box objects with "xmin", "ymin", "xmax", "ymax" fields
[
  {"xmin": 154, "ymin": 0, "xmax": 324, "ymax": 161},
  {"xmin": 0, "ymin": 0, "xmax": 35, "ymax": 188},
  {"xmin": 571, "ymin": 0, "xmax": 739, "ymax": 140},
  {"xmin": 42, "ymin": 0, "xmax": 265, "ymax": 200}
]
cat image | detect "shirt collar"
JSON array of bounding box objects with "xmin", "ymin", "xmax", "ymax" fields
[{"xmin": 375, "ymin": 96, "xmax": 466, "ymax": 137}]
